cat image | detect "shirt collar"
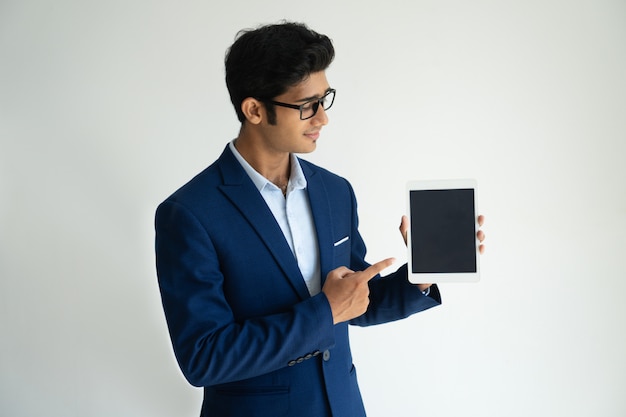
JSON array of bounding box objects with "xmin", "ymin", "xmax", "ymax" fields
[{"xmin": 229, "ymin": 140, "xmax": 307, "ymax": 193}]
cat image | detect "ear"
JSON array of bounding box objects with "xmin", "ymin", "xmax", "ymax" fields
[{"xmin": 241, "ymin": 98, "xmax": 264, "ymax": 124}]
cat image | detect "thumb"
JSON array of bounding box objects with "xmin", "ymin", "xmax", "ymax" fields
[{"xmin": 399, "ymin": 215, "xmax": 409, "ymax": 246}]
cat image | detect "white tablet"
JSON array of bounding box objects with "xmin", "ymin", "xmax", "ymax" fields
[{"xmin": 406, "ymin": 179, "xmax": 480, "ymax": 283}]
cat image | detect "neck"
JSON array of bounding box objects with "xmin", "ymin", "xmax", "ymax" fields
[{"xmin": 234, "ymin": 130, "xmax": 291, "ymax": 189}]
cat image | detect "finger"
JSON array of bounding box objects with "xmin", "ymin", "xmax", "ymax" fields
[
  {"xmin": 399, "ymin": 215, "xmax": 409, "ymax": 245},
  {"xmin": 358, "ymin": 257, "xmax": 396, "ymax": 282},
  {"xmin": 477, "ymin": 214, "xmax": 485, "ymax": 227}
]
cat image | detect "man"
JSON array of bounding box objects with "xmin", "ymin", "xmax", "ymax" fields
[{"xmin": 155, "ymin": 22, "xmax": 485, "ymax": 417}]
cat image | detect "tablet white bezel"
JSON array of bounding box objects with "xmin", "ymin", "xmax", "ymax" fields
[{"xmin": 406, "ymin": 179, "xmax": 480, "ymax": 284}]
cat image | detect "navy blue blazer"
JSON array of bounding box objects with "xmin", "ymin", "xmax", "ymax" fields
[{"xmin": 155, "ymin": 145, "xmax": 441, "ymax": 417}]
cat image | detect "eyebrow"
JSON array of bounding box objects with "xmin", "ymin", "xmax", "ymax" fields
[{"xmin": 295, "ymin": 87, "xmax": 332, "ymax": 103}]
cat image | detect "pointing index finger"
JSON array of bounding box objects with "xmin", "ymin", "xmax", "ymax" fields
[{"xmin": 359, "ymin": 257, "xmax": 396, "ymax": 282}]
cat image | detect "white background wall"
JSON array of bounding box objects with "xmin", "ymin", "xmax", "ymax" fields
[{"xmin": 1, "ymin": 1, "xmax": 625, "ymax": 416}]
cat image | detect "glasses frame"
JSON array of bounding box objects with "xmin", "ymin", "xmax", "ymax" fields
[{"xmin": 262, "ymin": 88, "xmax": 336, "ymax": 120}]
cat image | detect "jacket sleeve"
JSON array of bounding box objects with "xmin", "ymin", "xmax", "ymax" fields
[
  {"xmin": 351, "ymin": 264, "xmax": 442, "ymax": 326},
  {"xmin": 155, "ymin": 200, "xmax": 336, "ymax": 387}
]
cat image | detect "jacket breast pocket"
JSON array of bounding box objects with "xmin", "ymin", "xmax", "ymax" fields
[{"xmin": 333, "ymin": 235, "xmax": 351, "ymax": 265}]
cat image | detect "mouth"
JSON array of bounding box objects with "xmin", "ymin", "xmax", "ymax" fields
[{"xmin": 304, "ymin": 130, "xmax": 320, "ymax": 140}]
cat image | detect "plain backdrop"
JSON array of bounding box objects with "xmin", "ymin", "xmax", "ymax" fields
[{"xmin": 1, "ymin": 1, "xmax": 625, "ymax": 416}]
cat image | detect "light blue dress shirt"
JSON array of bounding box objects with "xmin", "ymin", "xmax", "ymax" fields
[{"xmin": 229, "ymin": 141, "xmax": 322, "ymax": 295}]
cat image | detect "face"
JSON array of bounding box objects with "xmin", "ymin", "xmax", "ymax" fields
[{"xmin": 258, "ymin": 71, "xmax": 331, "ymax": 155}]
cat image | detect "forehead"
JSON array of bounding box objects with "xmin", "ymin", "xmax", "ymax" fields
[{"xmin": 280, "ymin": 71, "xmax": 330, "ymax": 101}]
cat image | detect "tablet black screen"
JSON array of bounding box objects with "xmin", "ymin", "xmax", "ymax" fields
[{"xmin": 409, "ymin": 188, "xmax": 477, "ymax": 273}]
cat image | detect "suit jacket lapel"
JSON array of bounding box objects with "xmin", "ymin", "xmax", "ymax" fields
[
  {"xmin": 301, "ymin": 160, "xmax": 334, "ymax": 285},
  {"xmin": 216, "ymin": 146, "xmax": 311, "ymax": 300}
]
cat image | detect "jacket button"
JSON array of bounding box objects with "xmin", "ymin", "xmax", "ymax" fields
[
  {"xmin": 323, "ymin": 350, "xmax": 331, "ymax": 361},
  {"xmin": 288, "ymin": 360, "xmax": 296, "ymax": 367}
]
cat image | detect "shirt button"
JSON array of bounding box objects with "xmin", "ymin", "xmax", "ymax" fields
[{"xmin": 323, "ymin": 350, "xmax": 331, "ymax": 361}]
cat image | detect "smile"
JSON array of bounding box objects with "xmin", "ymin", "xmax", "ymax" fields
[{"xmin": 305, "ymin": 131, "xmax": 320, "ymax": 140}]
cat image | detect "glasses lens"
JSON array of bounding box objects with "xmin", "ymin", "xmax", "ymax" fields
[
  {"xmin": 322, "ymin": 90, "xmax": 335, "ymax": 111},
  {"xmin": 300, "ymin": 90, "xmax": 335, "ymax": 120}
]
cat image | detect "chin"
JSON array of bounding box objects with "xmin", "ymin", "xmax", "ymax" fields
[{"xmin": 302, "ymin": 142, "xmax": 317, "ymax": 153}]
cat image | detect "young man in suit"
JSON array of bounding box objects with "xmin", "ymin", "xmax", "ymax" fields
[{"xmin": 155, "ymin": 22, "xmax": 485, "ymax": 417}]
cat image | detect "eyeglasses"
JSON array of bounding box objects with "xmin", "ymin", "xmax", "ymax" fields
[{"xmin": 263, "ymin": 89, "xmax": 336, "ymax": 120}]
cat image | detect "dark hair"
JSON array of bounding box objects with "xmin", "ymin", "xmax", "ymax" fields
[{"xmin": 225, "ymin": 22, "xmax": 335, "ymax": 123}]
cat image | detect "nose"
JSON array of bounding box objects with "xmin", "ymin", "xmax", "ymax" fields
[{"xmin": 311, "ymin": 105, "xmax": 329, "ymax": 126}]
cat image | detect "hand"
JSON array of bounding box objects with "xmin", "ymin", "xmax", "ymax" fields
[
  {"xmin": 476, "ymin": 214, "xmax": 486, "ymax": 254},
  {"xmin": 322, "ymin": 258, "xmax": 396, "ymax": 324},
  {"xmin": 399, "ymin": 214, "xmax": 487, "ymax": 291}
]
